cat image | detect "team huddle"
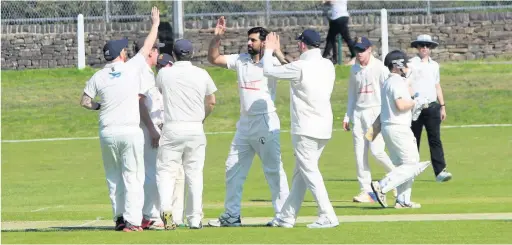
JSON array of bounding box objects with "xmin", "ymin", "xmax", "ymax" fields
[{"xmin": 80, "ymin": 6, "xmax": 452, "ymax": 232}]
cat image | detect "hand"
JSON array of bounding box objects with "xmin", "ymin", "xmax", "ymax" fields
[
  {"xmin": 149, "ymin": 127, "xmax": 160, "ymax": 148},
  {"xmin": 265, "ymin": 32, "xmax": 279, "ymax": 50},
  {"xmin": 440, "ymin": 106, "xmax": 447, "ymax": 121},
  {"xmin": 343, "ymin": 122, "xmax": 350, "ymax": 131},
  {"xmin": 214, "ymin": 16, "xmax": 226, "ymax": 36},
  {"xmin": 151, "ymin": 6, "xmax": 160, "ymax": 27}
]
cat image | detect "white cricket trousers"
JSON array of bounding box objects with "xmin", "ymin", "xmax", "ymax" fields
[
  {"xmin": 224, "ymin": 112, "xmax": 290, "ymax": 217},
  {"xmin": 99, "ymin": 126, "xmax": 145, "ymax": 226},
  {"xmin": 379, "ymin": 124, "xmax": 430, "ymax": 203},
  {"xmin": 156, "ymin": 122, "xmax": 205, "ymax": 226},
  {"xmin": 278, "ymin": 134, "xmax": 337, "ymax": 225},
  {"xmin": 142, "ymin": 125, "xmax": 185, "ymax": 224},
  {"xmin": 352, "ymin": 107, "xmax": 395, "ymax": 192}
]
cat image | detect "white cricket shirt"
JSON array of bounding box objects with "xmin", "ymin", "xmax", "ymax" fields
[
  {"xmin": 139, "ymin": 64, "xmax": 164, "ymax": 127},
  {"xmin": 380, "ymin": 73, "xmax": 413, "ymax": 127},
  {"xmin": 156, "ymin": 61, "xmax": 217, "ymax": 126},
  {"xmin": 408, "ymin": 56, "xmax": 440, "ymax": 102},
  {"xmin": 346, "ymin": 55, "xmax": 389, "ymax": 120},
  {"xmin": 225, "ymin": 53, "xmax": 281, "ymax": 116},
  {"xmin": 330, "ymin": 0, "xmax": 349, "ymax": 20},
  {"xmin": 263, "ymin": 49, "xmax": 335, "ymax": 139},
  {"xmin": 83, "ymin": 53, "xmax": 146, "ymax": 131}
]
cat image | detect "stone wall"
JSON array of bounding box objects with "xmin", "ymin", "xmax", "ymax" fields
[{"xmin": 2, "ymin": 12, "xmax": 512, "ymax": 70}]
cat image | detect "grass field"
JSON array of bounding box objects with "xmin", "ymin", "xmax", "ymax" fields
[{"xmin": 2, "ymin": 58, "xmax": 512, "ymax": 243}]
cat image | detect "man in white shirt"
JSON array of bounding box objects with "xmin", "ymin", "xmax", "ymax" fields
[
  {"xmin": 322, "ymin": 0, "xmax": 356, "ymax": 65},
  {"xmin": 370, "ymin": 50, "xmax": 431, "ymax": 209},
  {"xmin": 207, "ymin": 16, "xmax": 290, "ymax": 227},
  {"xmin": 156, "ymin": 39, "xmax": 217, "ymax": 230},
  {"xmin": 342, "ymin": 36, "xmax": 396, "ymax": 203},
  {"xmin": 79, "ymin": 7, "xmax": 161, "ymax": 232},
  {"xmin": 408, "ymin": 34, "xmax": 452, "ymax": 183},
  {"xmin": 263, "ymin": 29, "xmax": 338, "ymax": 228}
]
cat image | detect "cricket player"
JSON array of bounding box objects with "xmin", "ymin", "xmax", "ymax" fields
[
  {"xmin": 207, "ymin": 16, "xmax": 290, "ymax": 227},
  {"xmin": 370, "ymin": 50, "xmax": 431, "ymax": 209},
  {"xmin": 133, "ymin": 40, "xmax": 186, "ymax": 230},
  {"xmin": 263, "ymin": 30, "xmax": 339, "ymax": 228},
  {"xmin": 156, "ymin": 39, "xmax": 217, "ymax": 230},
  {"xmin": 409, "ymin": 34, "xmax": 452, "ymax": 182},
  {"xmin": 79, "ymin": 6, "xmax": 161, "ymax": 232},
  {"xmin": 342, "ymin": 36, "xmax": 396, "ymax": 203}
]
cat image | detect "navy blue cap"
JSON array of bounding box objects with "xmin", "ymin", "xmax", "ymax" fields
[
  {"xmin": 157, "ymin": 53, "xmax": 174, "ymax": 66},
  {"xmin": 354, "ymin": 36, "xmax": 372, "ymax": 50},
  {"xmin": 296, "ymin": 29, "xmax": 321, "ymax": 47},
  {"xmin": 173, "ymin": 39, "xmax": 193, "ymax": 56},
  {"xmin": 103, "ymin": 38, "xmax": 129, "ymax": 61}
]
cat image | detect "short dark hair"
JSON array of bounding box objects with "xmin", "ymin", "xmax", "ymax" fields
[{"xmin": 247, "ymin": 27, "xmax": 269, "ymax": 41}]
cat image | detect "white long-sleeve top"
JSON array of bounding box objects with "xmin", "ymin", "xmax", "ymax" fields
[
  {"xmin": 346, "ymin": 55, "xmax": 389, "ymax": 121},
  {"xmin": 262, "ymin": 48, "xmax": 335, "ymax": 139}
]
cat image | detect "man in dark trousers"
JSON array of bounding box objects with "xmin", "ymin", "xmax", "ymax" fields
[
  {"xmin": 408, "ymin": 34, "xmax": 452, "ymax": 183},
  {"xmin": 322, "ymin": 0, "xmax": 356, "ymax": 65}
]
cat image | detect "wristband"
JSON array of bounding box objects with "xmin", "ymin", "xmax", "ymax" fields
[{"xmin": 95, "ymin": 103, "xmax": 101, "ymax": 110}]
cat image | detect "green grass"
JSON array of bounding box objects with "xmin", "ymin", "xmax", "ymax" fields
[{"xmin": 2, "ymin": 59, "xmax": 512, "ymax": 140}]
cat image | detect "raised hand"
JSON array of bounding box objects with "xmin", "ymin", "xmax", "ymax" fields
[
  {"xmin": 265, "ymin": 32, "xmax": 279, "ymax": 50},
  {"xmin": 151, "ymin": 6, "xmax": 160, "ymax": 27},
  {"xmin": 215, "ymin": 16, "xmax": 226, "ymax": 36}
]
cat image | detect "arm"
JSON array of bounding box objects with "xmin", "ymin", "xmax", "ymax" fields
[
  {"xmin": 80, "ymin": 93, "xmax": 101, "ymax": 110},
  {"xmin": 395, "ymin": 98, "xmax": 416, "ymax": 112},
  {"xmin": 273, "ymin": 49, "xmax": 290, "ymax": 65},
  {"xmin": 139, "ymin": 7, "xmax": 160, "ymax": 59},
  {"xmin": 138, "ymin": 95, "xmax": 158, "ymax": 132},
  {"xmin": 207, "ymin": 16, "xmax": 228, "ymax": 67},
  {"xmin": 204, "ymin": 94, "xmax": 216, "ymax": 121},
  {"xmin": 346, "ymin": 71, "xmax": 357, "ymax": 121},
  {"xmin": 435, "ymin": 64, "xmax": 447, "ymax": 121},
  {"xmin": 262, "ymin": 50, "xmax": 301, "ymax": 80}
]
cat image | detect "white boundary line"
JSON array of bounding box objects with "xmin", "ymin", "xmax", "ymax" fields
[{"xmin": 2, "ymin": 124, "xmax": 512, "ymax": 143}]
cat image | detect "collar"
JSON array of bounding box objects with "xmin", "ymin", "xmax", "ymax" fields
[
  {"xmin": 104, "ymin": 61, "xmax": 124, "ymax": 68},
  {"xmin": 173, "ymin": 61, "xmax": 192, "ymax": 66},
  {"xmin": 417, "ymin": 54, "xmax": 432, "ymax": 63},
  {"xmin": 145, "ymin": 63, "xmax": 154, "ymax": 74},
  {"xmin": 299, "ymin": 48, "xmax": 322, "ymax": 60}
]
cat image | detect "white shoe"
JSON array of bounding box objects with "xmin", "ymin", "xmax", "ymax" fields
[
  {"xmin": 306, "ymin": 216, "xmax": 339, "ymax": 229},
  {"xmin": 207, "ymin": 213, "xmax": 241, "ymax": 227},
  {"xmin": 436, "ymin": 169, "xmax": 452, "ymax": 182},
  {"xmin": 395, "ymin": 201, "xmax": 421, "ymax": 209},
  {"xmin": 268, "ymin": 217, "xmax": 293, "ymax": 228},
  {"xmin": 353, "ymin": 191, "xmax": 375, "ymax": 203},
  {"xmin": 370, "ymin": 181, "xmax": 388, "ymax": 208}
]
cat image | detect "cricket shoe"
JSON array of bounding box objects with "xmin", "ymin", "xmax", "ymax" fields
[
  {"xmin": 395, "ymin": 201, "xmax": 421, "ymax": 209},
  {"xmin": 353, "ymin": 191, "xmax": 375, "ymax": 203},
  {"xmin": 161, "ymin": 212, "xmax": 177, "ymax": 230},
  {"xmin": 306, "ymin": 216, "xmax": 339, "ymax": 229},
  {"xmin": 189, "ymin": 222, "xmax": 203, "ymax": 229},
  {"xmin": 207, "ymin": 213, "xmax": 242, "ymax": 227},
  {"xmin": 122, "ymin": 222, "xmax": 143, "ymax": 232},
  {"xmin": 267, "ymin": 217, "xmax": 293, "ymax": 228},
  {"xmin": 141, "ymin": 218, "xmax": 165, "ymax": 230},
  {"xmin": 371, "ymin": 181, "xmax": 388, "ymax": 208},
  {"xmin": 436, "ymin": 169, "xmax": 453, "ymax": 182},
  {"xmin": 114, "ymin": 216, "xmax": 125, "ymax": 231}
]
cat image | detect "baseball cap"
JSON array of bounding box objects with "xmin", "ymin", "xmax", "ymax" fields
[
  {"xmin": 157, "ymin": 53, "xmax": 174, "ymax": 66},
  {"xmin": 103, "ymin": 38, "xmax": 129, "ymax": 61},
  {"xmin": 134, "ymin": 37, "xmax": 165, "ymax": 53},
  {"xmin": 173, "ymin": 39, "xmax": 193, "ymax": 56},
  {"xmin": 296, "ymin": 29, "xmax": 321, "ymax": 47},
  {"xmin": 354, "ymin": 36, "xmax": 372, "ymax": 50},
  {"xmin": 384, "ymin": 50, "xmax": 409, "ymax": 70}
]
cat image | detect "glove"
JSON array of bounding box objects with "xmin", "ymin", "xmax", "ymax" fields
[{"xmin": 412, "ymin": 97, "xmax": 430, "ymax": 121}]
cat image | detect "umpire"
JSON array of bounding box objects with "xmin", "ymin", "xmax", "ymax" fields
[{"xmin": 408, "ymin": 34, "xmax": 452, "ymax": 183}]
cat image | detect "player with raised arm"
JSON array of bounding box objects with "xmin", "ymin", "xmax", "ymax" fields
[
  {"xmin": 79, "ymin": 7, "xmax": 161, "ymax": 232},
  {"xmin": 207, "ymin": 16, "xmax": 290, "ymax": 227}
]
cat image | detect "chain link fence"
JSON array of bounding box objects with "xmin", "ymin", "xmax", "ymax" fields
[{"xmin": 2, "ymin": 0, "xmax": 512, "ymax": 24}]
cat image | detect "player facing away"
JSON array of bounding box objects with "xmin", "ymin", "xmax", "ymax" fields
[
  {"xmin": 370, "ymin": 50, "xmax": 431, "ymax": 209},
  {"xmin": 79, "ymin": 7, "xmax": 161, "ymax": 232},
  {"xmin": 263, "ymin": 30, "xmax": 339, "ymax": 228},
  {"xmin": 342, "ymin": 36, "xmax": 396, "ymax": 203},
  {"xmin": 207, "ymin": 16, "xmax": 290, "ymax": 227},
  {"xmin": 156, "ymin": 39, "xmax": 218, "ymax": 230}
]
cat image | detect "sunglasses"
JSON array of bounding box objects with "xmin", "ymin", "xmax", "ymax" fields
[
  {"xmin": 355, "ymin": 47, "xmax": 368, "ymax": 53},
  {"xmin": 416, "ymin": 43, "xmax": 432, "ymax": 48}
]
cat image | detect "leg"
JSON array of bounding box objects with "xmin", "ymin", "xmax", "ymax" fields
[
  {"xmin": 120, "ymin": 130, "xmax": 145, "ymax": 228},
  {"xmin": 277, "ymin": 164, "xmax": 307, "ymax": 226},
  {"xmin": 323, "ymin": 19, "xmax": 338, "ymax": 61},
  {"xmin": 337, "ymin": 16, "xmax": 356, "ymax": 59},
  {"xmin": 254, "ymin": 131, "xmax": 290, "ymax": 215},
  {"xmin": 99, "ymin": 136, "xmax": 124, "ymax": 225},
  {"xmin": 142, "ymin": 127, "xmax": 162, "ymax": 223},
  {"xmin": 172, "ymin": 165, "xmax": 185, "ymax": 225},
  {"xmin": 367, "ymin": 107, "xmax": 395, "ymax": 172},
  {"xmin": 182, "ymin": 134, "xmax": 207, "ymax": 228},
  {"xmin": 423, "ymin": 104, "xmax": 449, "ymax": 178},
  {"xmin": 351, "ymin": 110, "xmax": 373, "ymax": 200}
]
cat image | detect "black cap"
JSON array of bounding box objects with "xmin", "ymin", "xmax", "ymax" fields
[
  {"xmin": 384, "ymin": 50, "xmax": 409, "ymax": 70},
  {"xmin": 103, "ymin": 38, "xmax": 129, "ymax": 61},
  {"xmin": 296, "ymin": 29, "xmax": 321, "ymax": 47},
  {"xmin": 157, "ymin": 53, "xmax": 174, "ymax": 66},
  {"xmin": 173, "ymin": 39, "xmax": 193, "ymax": 56},
  {"xmin": 134, "ymin": 38, "xmax": 165, "ymax": 53}
]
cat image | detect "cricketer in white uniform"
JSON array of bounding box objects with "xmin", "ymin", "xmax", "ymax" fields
[
  {"xmin": 79, "ymin": 6, "xmax": 161, "ymax": 232},
  {"xmin": 156, "ymin": 39, "xmax": 218, "ymax": 230},
  {"xmin": 342, "ymin": 36, "xmax": 396, "ymax": 203},
  {"xmin": 207, "ymin": 16, "xmax": 290, "ymax": 227},
  {"xmin": 263, "ymin": 30, "xmax": 339, "ymax": 228},
  {"xmin": 370, "ymin": 50, "xmax": 431, "ymax": 209},
  {"xmin": 134, "ymin": 39, "xmax": 186, "ymax": 229}
]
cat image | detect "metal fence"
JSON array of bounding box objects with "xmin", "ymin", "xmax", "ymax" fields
[{"xmin": 2, "ymin": 0, "xmax": 512, "ymax": 24}]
